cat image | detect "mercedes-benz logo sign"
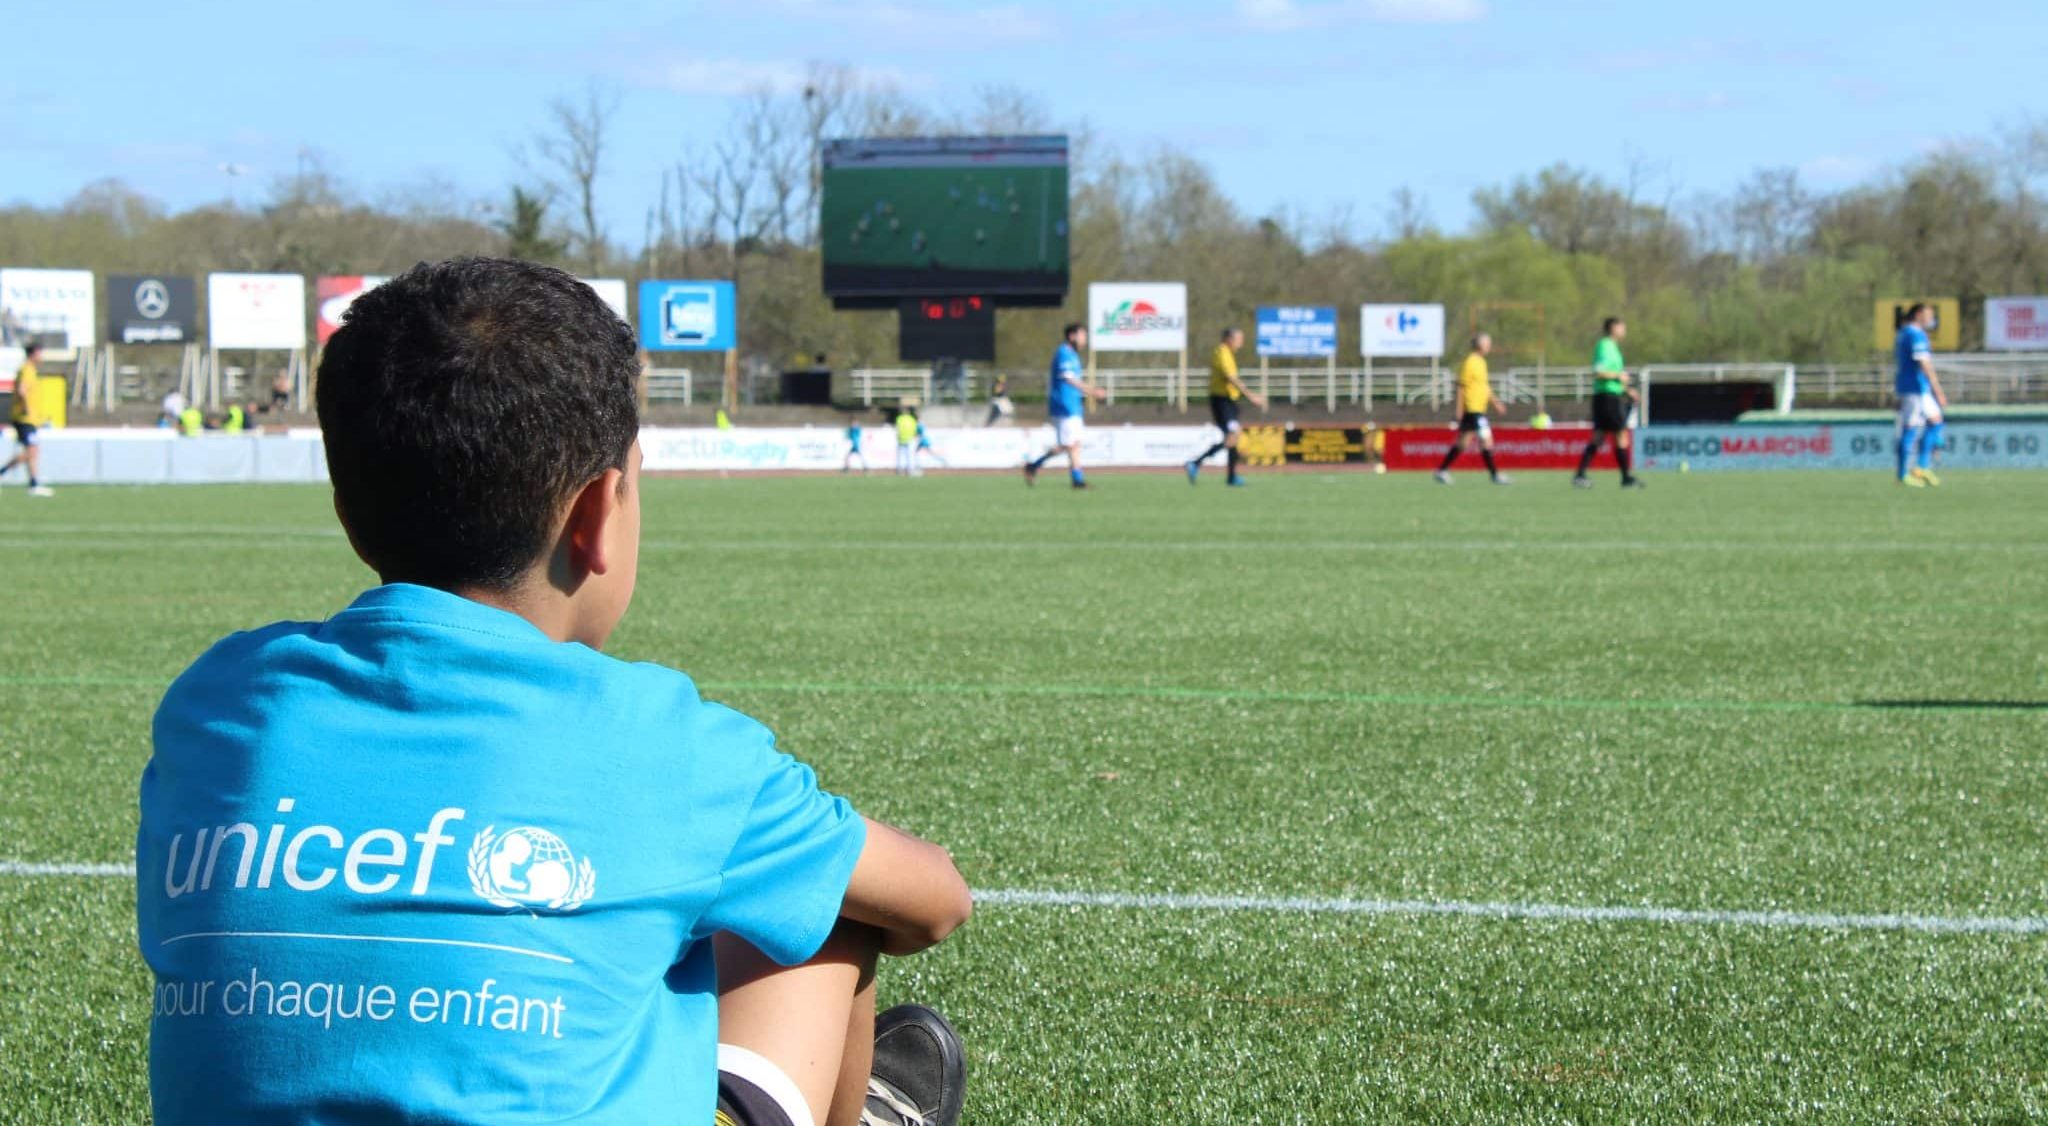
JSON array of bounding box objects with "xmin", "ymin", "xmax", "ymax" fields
[{"xmin": 135, "ymin": 279, "xmax": 171, "ymax": 320}]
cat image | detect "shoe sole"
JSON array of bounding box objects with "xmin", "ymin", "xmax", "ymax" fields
[{"xmin": 873, "ymin": 1004, "xmax": 967, "ymax": 1126}]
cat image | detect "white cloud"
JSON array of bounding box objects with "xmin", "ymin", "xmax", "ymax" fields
[
  {"xmin": 637, "ymin": 58, "xmax": 918, "ymax": 97},
  {"xmin": 1633, "ymin": 90, "xmax": 1739, "ymax": 114},
  {"xmin": 1797, "ymin": 154, "xmax": 1875, "ymax": 188},
  {"xmin": 761, "ymin": 0, "xmax": 1054, "ymax": 45},
  {"xmin": 1236, "ymin": 0, "xmax": 1486, "ymax": 30}
]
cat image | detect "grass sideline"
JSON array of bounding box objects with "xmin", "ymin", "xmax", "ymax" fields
[{"xmin": 2, "ymin": 470, "xmax": 2046, "ymax": 1122}]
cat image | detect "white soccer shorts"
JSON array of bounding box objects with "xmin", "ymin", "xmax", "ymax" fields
[
  {"xmin": 1897, "ymin": 392, "xmax": 1943, "ymax": 430},
  {"xmin": 1053, "ymin": 416, "xmax": 1086, "ymax": 447}
]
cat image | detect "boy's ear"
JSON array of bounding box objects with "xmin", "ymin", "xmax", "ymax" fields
[{"xmin": 563, "ymin": 468, "xmax": 626, "ymax": 579}]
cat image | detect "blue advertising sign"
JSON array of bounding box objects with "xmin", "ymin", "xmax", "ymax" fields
[
  {"xmin": 1637, "ymin": 422, "xmax": 2048, "ymax": 471},
  {"xmin": 638, "ymin": 280, "xmax": 736, "ymax": 351},
  {"xmin": 1256, "ymin": 305, "xmax": 1337, "ymax": 359}
]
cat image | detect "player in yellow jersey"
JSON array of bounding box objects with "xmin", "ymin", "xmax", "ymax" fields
[
  {"xmin": 4, "ymin": 342, "xmax": 55, "ymax": 497},
  {"xmin": 1185, "ymin": 327, "xmax": 1266, "ymax": 487},
  {"xmin": 1433, "ymin": 333, "xmax": 1510, "ymax": 485}
]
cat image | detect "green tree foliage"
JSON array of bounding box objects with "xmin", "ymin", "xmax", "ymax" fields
[{"xmin": 498, "ymin": 188, "xmax": 568, "ymax": 265}]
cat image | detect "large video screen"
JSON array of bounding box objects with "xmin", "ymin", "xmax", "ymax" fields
[{"xmin": 821, "ymin": 135, "xmax": 1068, "ymax": 304}]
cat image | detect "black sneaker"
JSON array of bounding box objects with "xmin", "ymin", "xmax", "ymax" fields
[
  {"xmin": 1022, "ymin": 461, "xmax": 1038, "ymax": 487},
  {"xmin": 862, "ymin": 1004, "xmax": 965, "ymax": 1126},
  {"xmin": 1621, "ymin": 476, "xmax": 1647, "ymax": 489},
  {"xmin": 1571, "ymin": 475, "xmax": 1594, "ymax": 489}
]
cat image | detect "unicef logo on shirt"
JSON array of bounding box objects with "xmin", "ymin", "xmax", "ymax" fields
[{"xmin": 466, "ymin": 825, "xmax": 596, "ymax": 911}]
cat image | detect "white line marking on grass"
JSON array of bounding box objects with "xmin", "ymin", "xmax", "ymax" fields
[
  {"xmin": 639, "ymin": 539, "xmax": 2048, "ymax": 555},
  {"xmin": 8, "ymin": 862, "xmax": 2044, "ymax": 937},
  {"xmin": 0, "ymin": 861, "xmax": 137, "ymax": 877},
  {"xmin": 973, "ymin": 889, "xmax": 2048, "ymax": 935}
]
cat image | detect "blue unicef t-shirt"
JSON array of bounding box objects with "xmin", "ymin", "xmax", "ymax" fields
[
  {"xmin": 1896, "ymin": 324, "xmax": 1931, "ymax": 395},
  {"xmin": 1048, "ymin": 343, "xmax": 1084, "ymax": 418},
  {"xmin": 137, "ymin": 584, "xmax": 867, "ymax": 1125}
]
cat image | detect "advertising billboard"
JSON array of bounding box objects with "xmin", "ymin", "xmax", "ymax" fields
[
  {"xmin": 1873, "ymin": 298, "xmax": 1960, "ymax": 352},
  {"xmin": 208, "ymin": 273, "xmax": 308, "ymax": 350},
  {"xmin": 106, "ymin": 274, "xmax": 198, "ymax": 345},
  {"xmin": 1361, "ymin": 304, "xmax": 1445, "ymax": 358},
  {"xmin": 1985, "ymin": 297, "xmax": 2048, "ymax": 352},
  {"xmin": 1255, "ymin": 306, "xmax": 1338, "ymax": 359},
  {"xmin": 1636, "ymin": 423, "xmax": 2048, "ymax": 471},
  {"xmin": 0, "ymin": 268, "xmax": 95, "ymax": 350},
  {"xmin": 316, "ymin": 276, "xmax": 390, "ymax": 345},
  {"xmin": 638, "ymin": 280, "xmax": 737, "ymax": 352},
  {"xmin": 1087, "ymin": 282, "xmax": 1188, "ymax": 353}
]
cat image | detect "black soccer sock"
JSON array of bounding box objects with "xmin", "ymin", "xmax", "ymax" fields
[
  {"xmin": 1227, "ymin": 447, "xmax": 1242, "ymax": 479},
  {"xmin": 1481, "ymin": 448, "xmax": 1499, "ymax": 477},
  {"xmin": 1575, "ymin": 440, "xmax": 1600, "ymax": 477},
  {"xmin": 1617, "ymin": 446, "xmax": 1634, "ymax": 480},
  {"xmin": 1195, "ymin": 441, "xmax": 1227, "ymax": 464},
  {"xmin": 1028, "ymin": 450, "xmax": 1056, "ymax": 471},
  {"xmin": 1436, "ymin": 443, "xmax": 1461, "ymax": 472}
]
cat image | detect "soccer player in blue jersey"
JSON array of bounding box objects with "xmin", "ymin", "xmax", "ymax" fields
[
  {"xmin": 1024, "ymin": 323, "xmax": 1107, "ymax": 489},
  {"xmin": 1894, "ymin": 303, "xmax": 1949, "ymax": 487},
  {"xmin": 136, "ymin": 259, "xmax": 972, "ymax": 1126},
  {"xmin": 842, "ymin": 418, "xmax": 868, "ymax": 474}
]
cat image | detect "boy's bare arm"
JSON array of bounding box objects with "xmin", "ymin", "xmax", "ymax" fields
[{"xmin": 840, "ymin": 816, "xmax": 972, "ymax": 956}]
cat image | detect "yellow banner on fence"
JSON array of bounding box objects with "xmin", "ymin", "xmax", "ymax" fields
[{"xmin": 1873, "ymin": 298, "xmax": 1960, "ymax": 352}]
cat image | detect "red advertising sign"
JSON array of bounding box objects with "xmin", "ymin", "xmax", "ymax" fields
[
  {"xmin": 1379, "ymin": 425, "xmax": 1619, "ymax": 472},
  {"xmin": 315, "ymin": 275, "xmax": 389, "ymax": 345}
]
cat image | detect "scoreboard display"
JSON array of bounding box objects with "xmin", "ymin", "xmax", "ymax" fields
[
  {"xmin": 821, "ymin": 136, "xmax": 1069, "ymax": 306},
  {"xmin": 899, "ymin": 296, "xmax": 996, "ymax": 362}
]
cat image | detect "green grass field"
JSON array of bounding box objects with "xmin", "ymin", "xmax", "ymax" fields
[{"xmin": 4, "ymin": 470, "xmax": 2047, "ymax": 1123}]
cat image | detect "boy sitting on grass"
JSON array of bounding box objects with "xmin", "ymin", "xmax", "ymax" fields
[{"xmin": 136, "ymin": 257, "xmax": 971, "ymax": 1126}]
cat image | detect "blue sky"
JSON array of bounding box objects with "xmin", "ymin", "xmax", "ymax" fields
[{"xmin": 6, "ymin": 0, "xmax": 2043, "ymax": 244}]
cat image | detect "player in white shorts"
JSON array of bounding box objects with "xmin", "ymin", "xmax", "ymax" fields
[
  {"xmin": 1893, "ymin": 303, "xmax": 1949, "ymax": 486},
  {"xmin": 1024, "ymin": 323, "xmax": 1107, "ymax": 489}
]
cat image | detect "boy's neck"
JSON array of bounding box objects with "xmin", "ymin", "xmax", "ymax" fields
[{"xmin": 452, "ymin": 579, "xmax": 585, "ymax": 645}]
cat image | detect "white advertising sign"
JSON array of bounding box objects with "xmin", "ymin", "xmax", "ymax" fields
[
  {"xmin": 1360, "ymin": 303, "xmax": 1445, "ymax": 358},
  {"xmin": 1088, "ymin": 282, "xmax": 1189, "ymax": 353},
  {"xmin": 209, "ymin": 273, "xmax": 308, "ymax": 350},
  {"xmin": 638, "ymin": 425, "xmax": 1221, "ymax": 473},
  {"xmin": 1986, "ymin": 297, "xmax": 2048, "ymax": 352},
  {"xmin": 0, "ymin": 268, "xmax": 95, "ymax": 350},
  {"xmin": 582, "ymin": 278, "xmax": 631, "ymax": 325}
]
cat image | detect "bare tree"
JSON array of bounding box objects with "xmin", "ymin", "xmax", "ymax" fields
[
  {"xmin": 1382, "ymin": 187, "xmax": 1435, "ymax": 242},
  {"xmin": 535, "ymin": 84, "xmax": 619, "ymax": 272}
]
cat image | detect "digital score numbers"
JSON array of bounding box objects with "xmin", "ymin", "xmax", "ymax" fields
[{"xmin": 899, "ymin": 296, "xmax": 997, "ymax": 362}]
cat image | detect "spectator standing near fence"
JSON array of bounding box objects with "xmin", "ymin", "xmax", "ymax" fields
[
  {"xmin": 1572, "ymin": 317, "xmax": 1643, "ymax": 489},
  {"xmin": 984, "ymin": 374, "xmax": 1014, "ymax": 426},
  {"xmin": 3, "ymin": 343, "xmax": 54, "ymax": 497}
]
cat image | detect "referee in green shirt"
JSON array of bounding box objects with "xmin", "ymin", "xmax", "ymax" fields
[{"xmin": 1573, "ymin": 316, "xmax": 1643, "ymax": 488}]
